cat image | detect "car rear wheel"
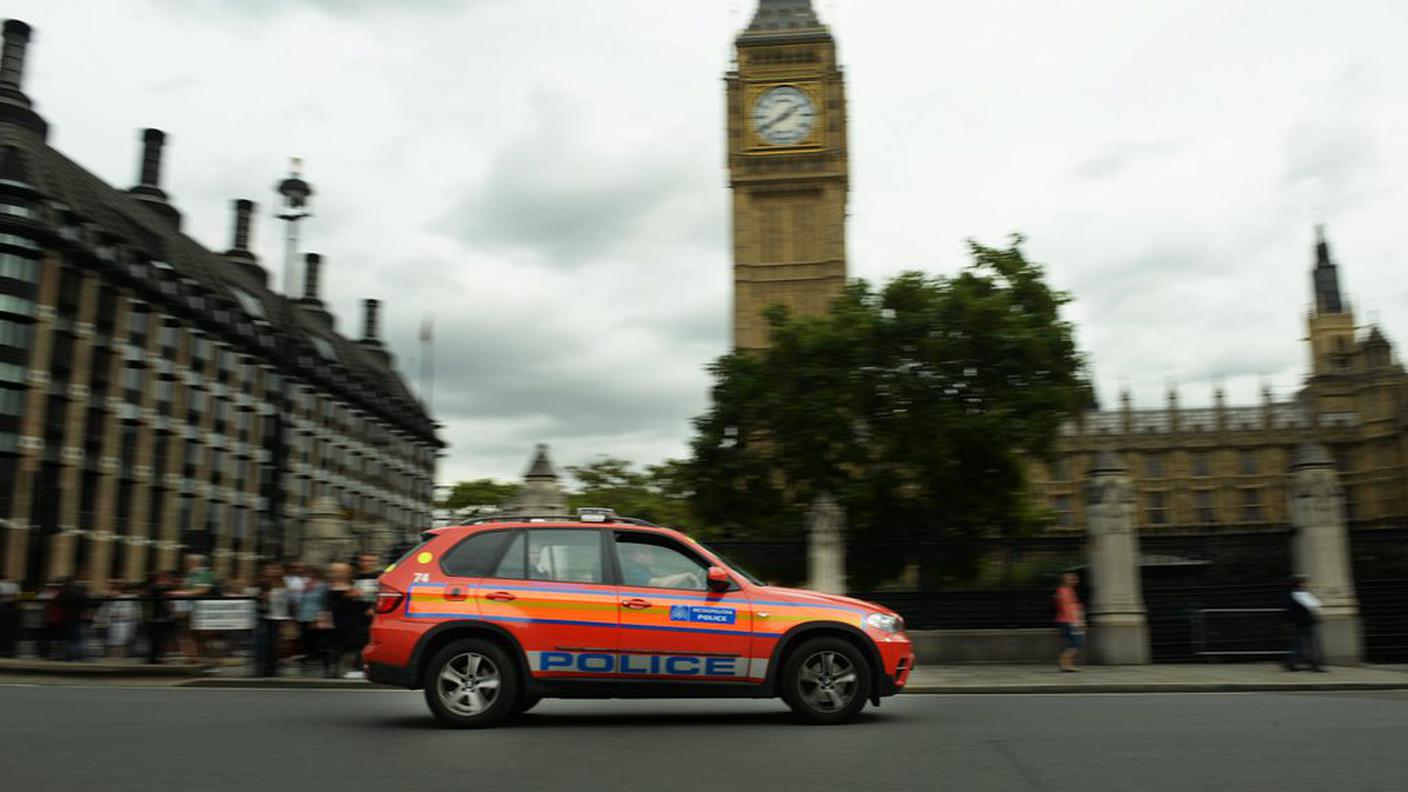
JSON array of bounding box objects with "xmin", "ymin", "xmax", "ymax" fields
[
  {"xmin": 780, "ymin": 637, "xmax": 870, "ymax": 724},
  {"xmin": 423, "ymin": 639, "xmax": 518, "ymax": 728}
]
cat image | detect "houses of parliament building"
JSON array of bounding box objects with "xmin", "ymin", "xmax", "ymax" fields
[{"xmin": 1032, "ymin": 227, "xmax": 1406, "ymax": 533}]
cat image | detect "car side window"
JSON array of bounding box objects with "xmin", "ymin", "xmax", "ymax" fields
[
  {"xmin": 491, "ymin": 531, "xmax": 527, "ymax": 579},
  {"xmin": 527, "ymin": 529, "xmax": 604, "ymax": 584},
  {"xmin": 615, "ymin": 534, "xmax": 709, "ymax": 591},
  {"xmin": 440, "ymin": 531, "xmax": 512, "ymax": 578}
]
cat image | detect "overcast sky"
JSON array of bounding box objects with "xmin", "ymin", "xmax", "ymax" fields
[{"xmin": 9, "ymin": 0, "xmax": 1407, "ymax": 485}]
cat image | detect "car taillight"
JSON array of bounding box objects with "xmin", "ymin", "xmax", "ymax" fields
[{"xmin": 375, "ymin": 584, "xmax": 405, "ymax": 615}]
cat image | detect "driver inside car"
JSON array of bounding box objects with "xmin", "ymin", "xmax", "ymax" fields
[{"xmin": 620, "ymin": 544, "xmax": 701, "ymax": 590}]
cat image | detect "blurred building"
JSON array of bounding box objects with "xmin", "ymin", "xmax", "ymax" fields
[
  {"xmin": 727, "ymin": 0, "xmax": 848, "ymax": 351},
  {"xmin": 1032, "ymin": 228, "xmax": 1407, "ymax": 531},
  {"xmin": 504, "ymin": 444, "xmax": 568, "ymax": 516},
  {"xmin": 0, "ymin": 20, "xmax": 440, "ymax": 587}
]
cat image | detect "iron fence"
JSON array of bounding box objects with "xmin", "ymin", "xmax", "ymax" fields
[{"xmin": 1350, "ymin": 526, "xmax": 1408, "ymax": 663}]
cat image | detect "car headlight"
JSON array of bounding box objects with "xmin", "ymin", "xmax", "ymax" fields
[{"xmin": 865, "ymin": 612, "xmax": 904, "ymax": 633}]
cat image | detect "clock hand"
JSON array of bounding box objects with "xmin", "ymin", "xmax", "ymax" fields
[{"xmin": 759, "ymin": 103, "xmax": 799, "ymax": 133}]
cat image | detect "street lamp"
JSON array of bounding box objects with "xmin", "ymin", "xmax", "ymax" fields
[{"xmin": 275, "ymin": 157, "xmax": 314, "ymax": 296}]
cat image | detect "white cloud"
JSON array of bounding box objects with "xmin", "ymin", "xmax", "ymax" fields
[{"xmin": 9, "ymin": 0, "xmax": 1407, "ymax": 484}]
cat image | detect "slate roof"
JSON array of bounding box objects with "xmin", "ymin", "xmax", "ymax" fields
[
  {"xmin": 744, "ymin": 0, "xmax": 824, "ymax": 36},
  {"xmin": 0, "ymin": 122, "xmax": 439, "ymax": 445}
]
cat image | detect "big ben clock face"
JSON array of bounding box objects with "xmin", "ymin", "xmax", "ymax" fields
[{"xmin": 752, "ymin": 85, "xmax": 816, "ymax": 146}]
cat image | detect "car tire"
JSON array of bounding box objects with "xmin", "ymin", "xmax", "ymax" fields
[
  {"xmin": 423, "ymin": 638, "xmax": 518, "ymax": 728},
  {"xmin": 780, "ymin": 636, "xmax": 871, "ymax": 725}
]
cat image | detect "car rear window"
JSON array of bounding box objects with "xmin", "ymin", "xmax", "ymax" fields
[{"xmin": 440, "ymin": 530, "xmax": 514, "ymax": 578}]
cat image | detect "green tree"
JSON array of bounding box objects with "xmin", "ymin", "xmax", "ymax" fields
[
  {"xmin": 566, "ymin": 457, "xmax": 699, "ymax": 531},
  {"xmin": 687, "ymin": 237, "xmax": 1090, "ymax": 579},
  {"xmin": 440, "ymin": 478, "xmax": 522, "ymax": 510}
]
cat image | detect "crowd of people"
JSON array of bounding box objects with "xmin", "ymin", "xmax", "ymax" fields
[{"xmin": 0, "ymin": 552, "xmax": 385, "ymax": 678}]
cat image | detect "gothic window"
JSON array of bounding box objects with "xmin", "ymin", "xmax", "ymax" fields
[
  {"xmin": 1195, "ymin": 490, "xmax": 1217, "ymax": 524},
  {"xmin": 1240, "ymin": 489, "xmax": 1263, "ymax": 522},
  {"xmin": 1052, "ymin": 495, "xmax": 1072, "ymax": 528},
  {"xmin": 1146, "ymin": 492, "xmax": 1168, "ymax": 526}
]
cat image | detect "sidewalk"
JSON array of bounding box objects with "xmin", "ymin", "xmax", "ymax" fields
[
  {"xmin": 902, "ymin": 663, "xmax": 1408, "ymax": 694},
  {"xmin": 5, "ymin": 657, "xmax": 1408, "ymax": 692}
]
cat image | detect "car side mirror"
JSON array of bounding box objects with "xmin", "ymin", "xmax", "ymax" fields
[{"xmin": 706, "ymin": 566, "xmax": 731, "ymax": 592}]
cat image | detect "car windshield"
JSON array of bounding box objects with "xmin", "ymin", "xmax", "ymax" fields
[{"xmin": 699, "ymin": 542, "xmax": 766, "ymax": 586}]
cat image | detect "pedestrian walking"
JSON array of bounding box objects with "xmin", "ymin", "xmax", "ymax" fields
[
  {"xmin": 0, "ymin": 574, "xmax": 19, "ymax": 658},
  {"xmin": 327, "ymin": 563, "xmax": 367, "ymax": 678},
  {"xmin": 1283, "ymin": 574, "xmax": 1325, "ymax": 672},
  {"xmin": 37, "ymin": 581, "xmax": 63, "ymax": 659},
  {"xmin": 96, "ymin": 583, "xmax": 140, "ymax": 659},
  {"xmin": 1054, "ymin": 572, "xmax": 1085, "ymax": 672},
  {"xmin": 144, "ymin": 571, "xmax": 176, "ymax": 664},
  {"xmin": 296, "ymin": 567, "xmax": 333, "ymax": 677},
  {"xmin": 176, "ymin": 554, "xmax": 214, "ymax": 660},
  {"xmin": 56, "ymin": 575, "xmax": 90, "ymax": 661},
  {"xmin": 254, "ymin": 563, "xmax": 291, "ymax": 677}
]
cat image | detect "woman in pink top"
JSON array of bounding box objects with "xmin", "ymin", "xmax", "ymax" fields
[{"xmin": 1054, "ymin": 572, "xmax": 1085, "ymax": 672}]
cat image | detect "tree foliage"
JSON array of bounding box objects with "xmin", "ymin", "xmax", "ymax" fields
[
  {"xmin": 566, "ymin": 457, "xmax": 698, "ymax": 532},
  {"xmin": 440, "ymin": 478, "xmax": 522, "ymax": 510},
  {"xmin": 687, "ymin": 238, "xmax": 1090, "ymax": 552}
]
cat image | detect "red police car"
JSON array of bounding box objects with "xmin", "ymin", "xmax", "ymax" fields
[{"xmin": 363, "ymin": 510, "xmax": 913, "ymax": 727}]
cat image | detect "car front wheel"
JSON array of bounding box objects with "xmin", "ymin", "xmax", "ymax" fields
[
  {"xmin": 423, "ymin": 639, "xmax": 518, "ymax": 728},
  {"xmin": 780, "ymin": 637, "xmax": 871, "ymax": 724}
]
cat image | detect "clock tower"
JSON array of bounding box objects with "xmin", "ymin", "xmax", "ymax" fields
[{"xmin": 726, "ymin": 0, "xmax": 848, "ymax": 351}]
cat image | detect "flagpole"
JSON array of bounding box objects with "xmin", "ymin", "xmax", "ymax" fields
[{"xmin": 419, "ymin": 316, "xmax": 434, "ymax": 414}]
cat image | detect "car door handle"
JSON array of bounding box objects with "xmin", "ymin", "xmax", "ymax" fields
[
  {"xmin": 621, "ymin": 598, "xmax": 652, "ymax": 610},
  {"xmin": 484, "ymin": 591, "xmax": 516, "ymax": 602}
]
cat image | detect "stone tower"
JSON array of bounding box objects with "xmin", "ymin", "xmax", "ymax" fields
[
  {"xmin": 1306, "ymin": 225, "xmax": 1355, "ymax": 377},
  {"xmin": 506, "ymin": 444, "xmax": 568, "ymax": 516},
  {"xmin": 726, "ymin": 0, "xmax": 848, "ymax": 351}
]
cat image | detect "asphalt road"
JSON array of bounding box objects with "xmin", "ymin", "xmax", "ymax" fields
[{"xmin": 2, "ymin": 686, "xmax": 1405, "ymax": 792}]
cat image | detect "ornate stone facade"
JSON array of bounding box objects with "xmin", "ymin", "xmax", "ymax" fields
[{"xmin": 1033, "ymin": 229, "xmax": 1407, "ymax": 532}]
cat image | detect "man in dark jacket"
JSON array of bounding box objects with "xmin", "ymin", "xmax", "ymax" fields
[
  {"xmin": 1283, "ymin": 574, "xmax": 1324, "ymax": 672},
  {"xmin": 56, "ymin": 576, "xmax": 90, "ymax": 661}
]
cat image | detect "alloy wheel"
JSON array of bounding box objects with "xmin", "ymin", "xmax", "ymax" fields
[
  {"xmin": 436, "ymin": 652, "xmax": 501, "ymax": 716},
  {"xmin": 797, "ymin": 650, "xmax": 858, "ymax": 711}
]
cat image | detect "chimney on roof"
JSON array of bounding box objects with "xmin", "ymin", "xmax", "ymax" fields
[
  {"xmin": 358, "ymin": 298, "xmax": 392, "ymax": 365},
  {"xmin": 128, "ymin": 128, "xmax": 182, "ymax": 229},
  {"xmin": 295, "ymin": 253, "xmax": 334, "ymax": 328},
  {"xmin": 0, "ymin": 20, "xmax": 48, "ymax": 139},
  {"xmin": 302, "ymin": 253, "xmax": 322, "ymax": 302},
  {"xmin": 361, "ymin": 298, "xmax": 380, "ymax": 342},
  {"xmin": 224, "ymin": 199, "xmax": 267, "ymax": 285}
]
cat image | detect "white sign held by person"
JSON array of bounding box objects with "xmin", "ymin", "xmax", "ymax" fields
[{"xmin": 192, "ymin": 599, "xmax": 256, "ymax": 631}]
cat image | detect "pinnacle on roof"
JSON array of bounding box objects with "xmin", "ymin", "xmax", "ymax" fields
[
  {"xmin": 1311, "ymin": 224, "xmax": 1345, "ymax": 315},
  {"xmin": 524, "ymin": 444, "xmax": 559, "ymax": 480},
  {"xmin": 745, "ymin": 0, "xmax": 823, "ymax": 34}
]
